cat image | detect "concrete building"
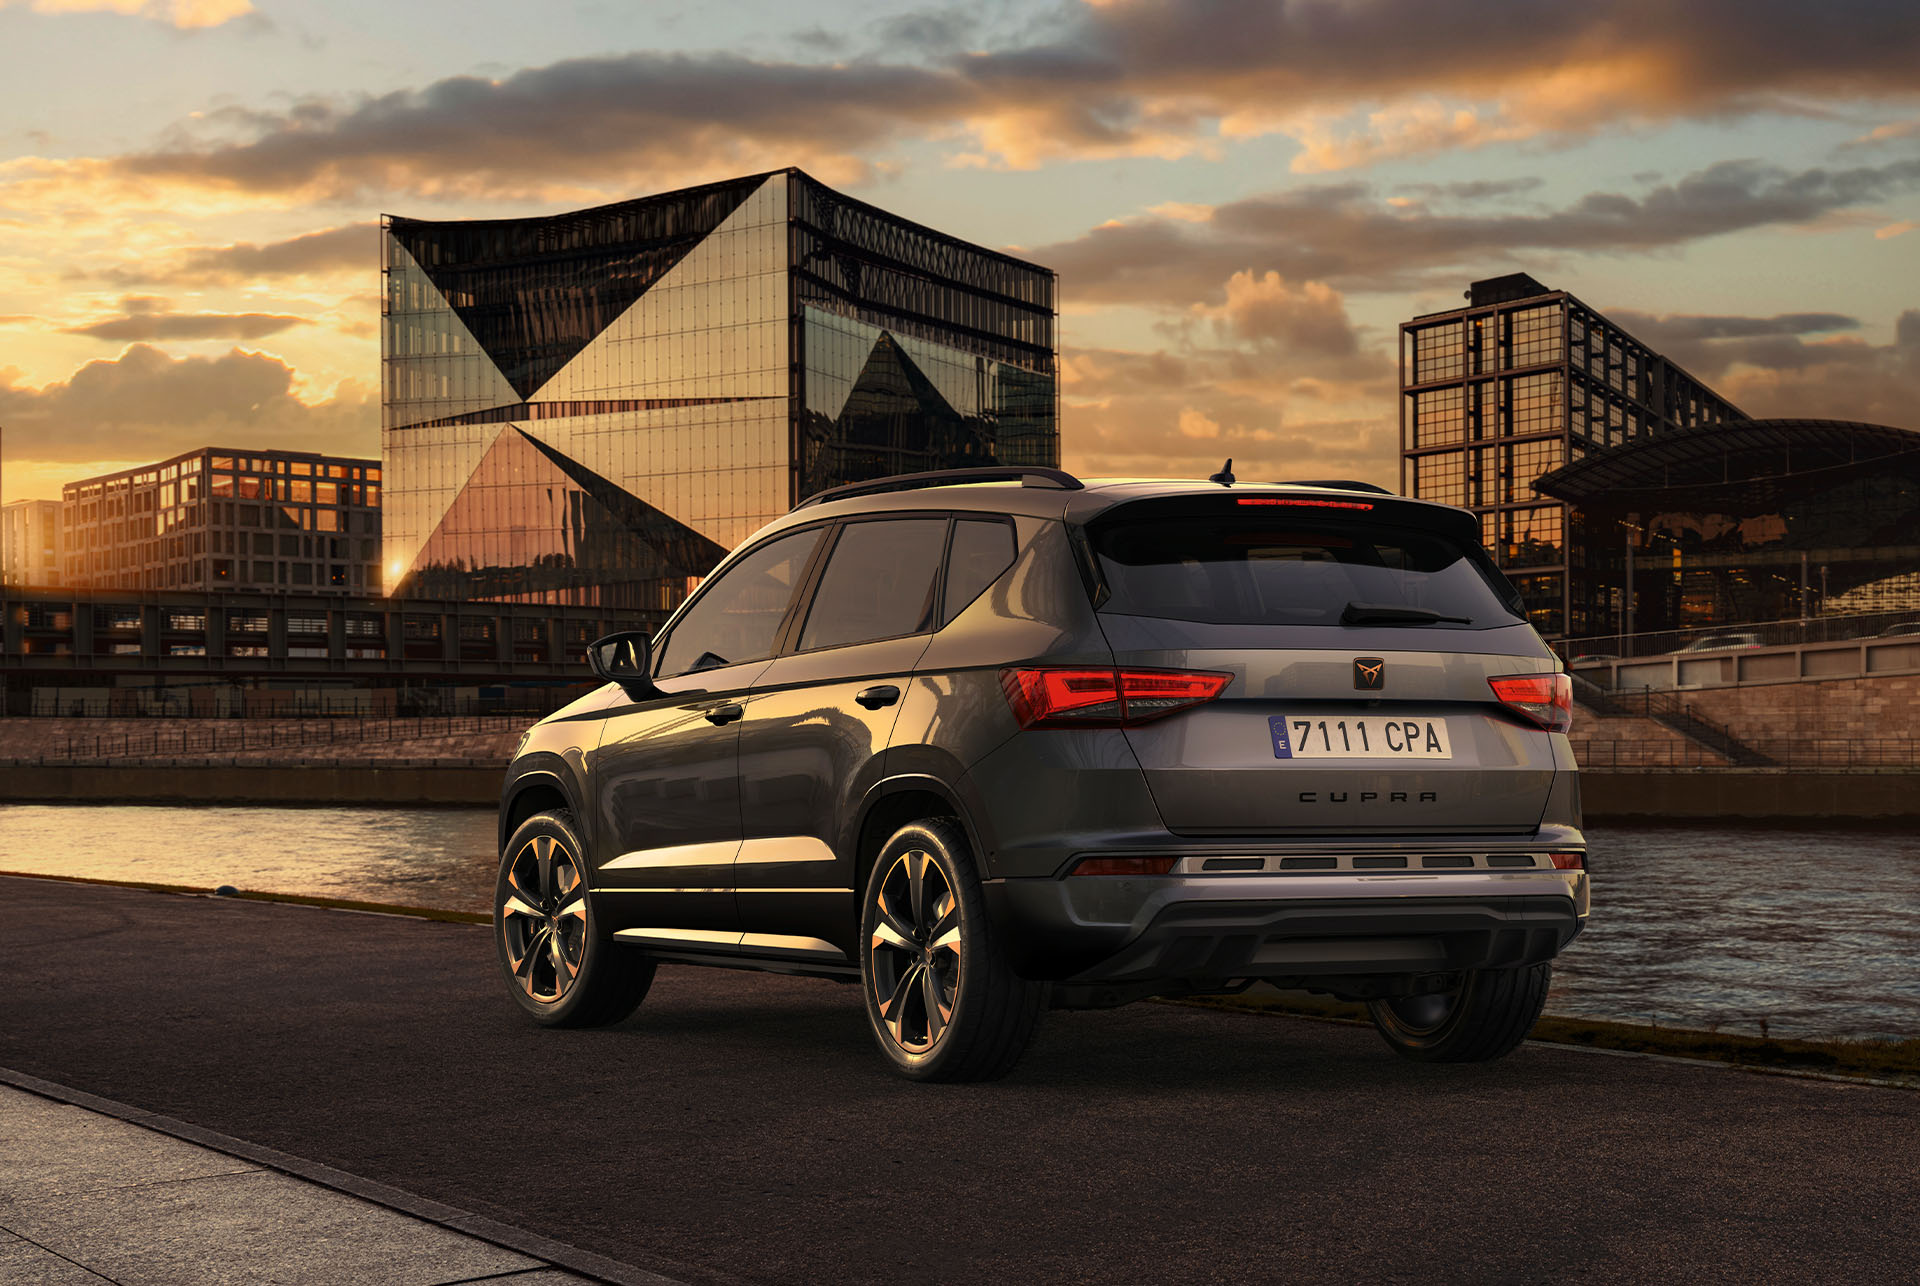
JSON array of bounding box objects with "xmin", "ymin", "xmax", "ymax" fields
[
  {"xmin": 1400, "ymin": 273, "xmax": 1743, "ymax": 637},
  {"xmin": 2, "ymin": 499, "xmax": 62, "ymax": 588},
  {"xmin": 382, "ymin": 168, "xmax": 1059, "ymax": 619},
  {"xmin": 60, "ymin": 448, "xmax": 382, "ymax": 596}
]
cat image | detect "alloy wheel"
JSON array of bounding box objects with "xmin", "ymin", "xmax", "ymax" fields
[
  {"xmin": 868, "ymin": 849, "xmax": 963, "ymax": 1053},
  {"xmin": 499, "ymin": 834, "xmax": 589, "ymax": 1004}
]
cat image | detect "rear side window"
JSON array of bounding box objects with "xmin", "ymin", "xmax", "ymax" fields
[
  {"xmin": 943, "ymin": 519, "xmax": 1016, "ymax": 622},
  {"xmin": 799, "ymin": 518, "xmax": 947, "ymax": 651},
  {"xmin": 1091, "ymin": 512, "xmax": 1522, "ymax": 628}
]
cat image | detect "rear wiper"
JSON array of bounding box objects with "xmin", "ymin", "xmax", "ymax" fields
[{"xmin": 1341, "ymin": 601, "xmax": 1472, "ymax": 627}]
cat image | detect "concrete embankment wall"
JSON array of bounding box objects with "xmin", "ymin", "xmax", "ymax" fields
[{"xmin": 1, "ymin": 760, "xmax": 1914, "ymax": 820}]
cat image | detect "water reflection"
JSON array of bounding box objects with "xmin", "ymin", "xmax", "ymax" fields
[{"xmin": 2, "ymin": 807, "xmax": 1913, "ymax": 1041}]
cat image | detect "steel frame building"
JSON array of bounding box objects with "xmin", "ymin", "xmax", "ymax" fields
[
  {"xmin": 1399, "ymin": 274, "xmax": 1742, "ymax": 637},
  {"xmin": 59, "ymin": 448, "xmax": 382, "ymax": 596}
]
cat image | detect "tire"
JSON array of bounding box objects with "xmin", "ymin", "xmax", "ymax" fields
[
  {"xmin": 1366, "ymin": 964, "xmax": 1551, "ymax": 1063},
  {"xmin": 494, "ymin": 809, "xmax": 654, "ymax": 1028},
  {"xmin": 859, "ymin": 818, "xmax": 1045, "ymax": 1082}
]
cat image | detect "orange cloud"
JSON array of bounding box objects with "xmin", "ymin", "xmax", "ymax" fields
[{"xmin": 2, "ymin": 0, "xmax": 252, "ymax": 29}]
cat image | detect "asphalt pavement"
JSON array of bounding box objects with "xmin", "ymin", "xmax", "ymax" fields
[{"xmin": 2, "ymin": 874, "xmax": 1915, "ymax": 1285}]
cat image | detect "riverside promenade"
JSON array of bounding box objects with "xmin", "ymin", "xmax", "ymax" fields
[{"xmin": 4, "ymin": 874, "xmax": 1917, "ymax": 1285}]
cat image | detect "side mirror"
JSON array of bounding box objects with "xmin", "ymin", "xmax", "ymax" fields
[{"xmin": 587, "ymin": 631, "xmax": 660, "ymax": 698}]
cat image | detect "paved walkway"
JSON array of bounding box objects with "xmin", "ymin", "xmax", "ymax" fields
[{"xmin": 0, "ymin": 1084, "xmax": 592, "ymax": 1286}]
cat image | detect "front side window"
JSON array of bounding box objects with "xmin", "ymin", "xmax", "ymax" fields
[
  {"xmin": 656, "ymin": 528, "xmax": 823, "ymax": 677},
  {"xmin": 798, "ymin": 518, "xmax": 947, "ymax": 652}
]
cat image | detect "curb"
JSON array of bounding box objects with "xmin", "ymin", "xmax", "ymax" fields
[{"xmin": 0, "ymin": 1065, "xmax": 698, "ymax": 1286}]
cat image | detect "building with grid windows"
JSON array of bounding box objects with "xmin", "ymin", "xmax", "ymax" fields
[
  {"xmin": 59, "ymin": 449, "xmax": 381, "ymax": 595},
  {"xmin": 1400, "ymin": 273, "xmax": 1743, "ymax": 637},
  {"xmin": 2, "ymin": 500, "xmax": 62, "ymax": 589},
  {"xmin": 381, "ymin": 168, "xmax": 1059, "ymax": 618}
]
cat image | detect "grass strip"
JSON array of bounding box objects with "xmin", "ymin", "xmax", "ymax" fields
[
  {"xmin": 0, "ymin": 869, "xmax": 488, "ymax": 925},
  {"xmin": 1178, "ymin": 989, "xmax": 1920, "ymax": 1085}
]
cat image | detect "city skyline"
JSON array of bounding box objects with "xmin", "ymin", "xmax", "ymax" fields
[{"xmin": 2, "ymin": 0, "xmax": 1918, "ymax": 505}]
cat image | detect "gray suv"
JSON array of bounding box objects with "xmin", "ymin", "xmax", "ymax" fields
[{"xmin": 493, "ymin": 467, "xmax": 1588, "ymax": 1081}]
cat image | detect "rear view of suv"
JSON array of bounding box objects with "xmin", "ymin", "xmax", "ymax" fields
[{"xmin": 494, "ymin": 467, "xmax": 1588, "ymax": 1081}]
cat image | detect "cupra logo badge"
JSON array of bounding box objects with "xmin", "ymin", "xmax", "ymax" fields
[{"xmin": 1353, "ymin": 657, "xmax": 1385, "ymax": 690}]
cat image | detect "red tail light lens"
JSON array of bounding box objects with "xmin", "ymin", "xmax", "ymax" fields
[
  {"xmin": 1070, "ymin": 856, "xmax": 1179, "ymax": 877},
  {"xmin": 1001, "ymin": 667, "xmax": 1231, "ymax": 728},
  {"xmin": 1488, "ymin": 673, "xmax": 1573, "ymax": 733},
  {"xmin": 1549, "ymin": 852, "xmax": 1585, "ymax": 870}
]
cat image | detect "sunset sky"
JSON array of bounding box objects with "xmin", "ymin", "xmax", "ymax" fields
[{"xmin": 1, "ymin": 0, "xmax": 1917, "ymax": 504}]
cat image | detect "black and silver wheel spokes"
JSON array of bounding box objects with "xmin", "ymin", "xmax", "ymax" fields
[
  {"xmin": 500, "ymin": 835, "xmax": 588, "ymax": 1004},
  {"xmin": 870, "ymin": 849, "xmax": 962, "ymax": 1054}
]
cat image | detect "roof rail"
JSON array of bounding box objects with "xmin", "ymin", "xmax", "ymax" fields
[
  {"xmin": 1275, "ymin": 479, "xmax": 1395, "ymax": 495},
  {"xmin": 792, "ymin": 466, "xmax": 1084, "ymax": 510}
]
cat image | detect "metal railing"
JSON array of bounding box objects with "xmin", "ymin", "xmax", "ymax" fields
[
  {"xmin": 46, "ymin": 714, "xmax": 533, "ymax": 762},
  {"xmin": 1574, "ymin": 738, "xmax": 1920, "ymax": 769},
  {"xmin": 1560, "ymin": 608, "xmax": 1919, "ymax": 662},
  {"xmin": 1569, "ymin": 675, "xmax": 1775, "ymax": 765}
]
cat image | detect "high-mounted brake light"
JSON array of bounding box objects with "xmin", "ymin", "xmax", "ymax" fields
[
  {"xmin": 1237, "ymin": 497, "xmax": 1374, "ymax": 511},
  {"xmin": 1488, "ymin": 673, "xmax": 1573, "ymax": 734},
  {"xmin": 1001, "ymin": 667, "xmax": 1231, "ymax": 729}
]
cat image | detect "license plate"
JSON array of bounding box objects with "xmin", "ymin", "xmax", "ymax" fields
[{"xmin": 1270, "ymin": 715, "xmax": 1452, "ymax": 760}]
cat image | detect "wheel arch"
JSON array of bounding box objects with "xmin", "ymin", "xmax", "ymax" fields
[
  {"xmin": 848, "ymin": 774, "xmax": 986, "ymax": 897},
  {"xmin": 498, "ymin": 760, "xmax": 584, "ymax": 856}
]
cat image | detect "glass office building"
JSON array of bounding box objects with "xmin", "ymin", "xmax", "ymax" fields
[
  {"xmin": 1400, "ymin": 274, "xmax": 1742, "ymax": 637},
  {"xmin": 382, "ymin": 169, "xmax": 1058, "ymax": 616},
  {"xmin": 1535, "ymin": 419, "xmax": 1920, "ymax": 634}
]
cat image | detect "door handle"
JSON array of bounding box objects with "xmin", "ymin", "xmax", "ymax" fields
[
  {"xmin": 855, "ymin": 685, "xmax": 901, "ymax": 710},
  {"xmin": 704, "ymin": 703, "xmax": 745, "ymax": 726}
]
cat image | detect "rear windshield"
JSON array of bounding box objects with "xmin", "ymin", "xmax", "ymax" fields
[{"xmin": 1089, "ymin": 511, "xmax": 1524, "ymax": 629}]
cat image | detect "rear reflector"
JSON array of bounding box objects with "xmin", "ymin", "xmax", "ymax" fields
[
  {"xmin": 1070, "ymin": 856, "xmax": 1178, "ymax": 877},
  {"xmin": 1549, "ymin": 852, "xmax": 1585, "ymax": 870},
  {"xmin": 1488, "ymin": 672, "xmax": 1573, "ymax": 734},
  {"xmin": 1001, "ymin": 667, "xmax": 1231, "ymax": 729},
  {"xmin": 1237, "ymin": 497, "xmax": 1374, "ymax": 511}
]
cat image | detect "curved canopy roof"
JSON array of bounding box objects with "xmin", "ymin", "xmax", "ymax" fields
[{"xmin": 1534, "ymin": 419, "xmax": 1920, "ymax": 513}]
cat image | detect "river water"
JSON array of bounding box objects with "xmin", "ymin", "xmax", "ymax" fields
[{"xmin": 2, "ymin": 804, "xmax": 1914, "ymax": 1042}]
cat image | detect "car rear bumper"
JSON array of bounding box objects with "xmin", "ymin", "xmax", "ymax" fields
[{"xmin": 986, "ymin": 868, "xmax": 1587, "ymax": 990}]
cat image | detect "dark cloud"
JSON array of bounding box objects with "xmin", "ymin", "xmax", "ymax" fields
[
  {"xmin": 1392, "ymin": 178, "xmax": 1545, "ymax": 202},
  {"xmin": 42, "ymin": 0, "xmax": 1920, "ymax": 202},
  {"xmin": 62, "ymin": 296, "xmax": 309, "ymax": 341},
  {"xmin": 83, "ymin": 223, "xmax": 376, "ymax": 288},
  {"xmin": 1609, "ymin": 312, "xmax": 1861, "ymax": 343},
  {"xmin": 1616, "ymin": 308, "xmax": 1920, "ymax": 426},
  {"xmin": 0, "ymin": 344, "xmax": 375, "ymax": 463},
  {"xmin": 1036, "ymin": 157, "xmax": 1920, "ymax": 305}
]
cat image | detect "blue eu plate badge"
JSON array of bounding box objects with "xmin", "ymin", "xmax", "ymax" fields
[{"xmin": 1269, "ymin": 716, "xmax": 1292, "ymax": 759}]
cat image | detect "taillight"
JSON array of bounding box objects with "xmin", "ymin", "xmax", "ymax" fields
[
  {"xmin": 1549, "ymin": 852, "xmax": 1585, "ymax": 870},
  {"xmin": 1488, "ymin": 673, "xmax": 1573, "ymax": 733},
  {"xmin": 1070, "ymin": 856, "xmax": 1179, "ymax": 877},
  {"xmin": 1001, "ymin": 667, "xmax": 1231, "ymax": 729}
]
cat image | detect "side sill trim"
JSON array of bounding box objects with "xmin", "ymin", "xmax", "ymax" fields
[{"xmin": 613, "ymin": 927, "xmax": 850, "ymax": 963}]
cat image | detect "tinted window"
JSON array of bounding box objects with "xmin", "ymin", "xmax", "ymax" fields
[
  {"xmin": 943, "ymin": 519, "xmax": 1016, "ymax": 622},
  {"xmin": 656, "ymin": 528, "xmax": 823, "ymax": 677},
  {"xmin": 1092, "ymin": 513, "xmax": 1521, "ymax": 628},
  {"xmin": 799, "ymin": 518, "xmax": 947, "ymax": 651}
]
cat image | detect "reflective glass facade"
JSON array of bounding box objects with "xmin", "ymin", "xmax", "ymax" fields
[
  {"xmin": 1538, "ymin": 420, "xmax": 1920, "ymax": 634},
  {"xmin": 1400, "ymin": 274, "xmax": 1742, "ymax": 637},
  {"xmin": 382, "ymin": 170, "xmax": 1058, "ymax": 620}
]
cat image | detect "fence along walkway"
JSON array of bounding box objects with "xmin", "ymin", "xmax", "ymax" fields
[{"xmin": 41, "ymin": 715, "xmax": 533, "ymax": 762}]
